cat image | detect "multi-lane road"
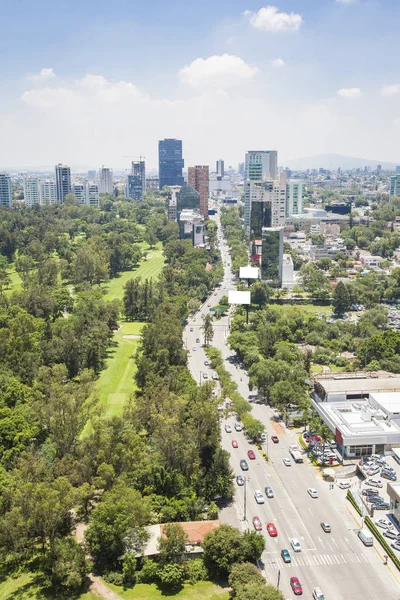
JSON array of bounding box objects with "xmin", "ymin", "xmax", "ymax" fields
[{"xmin": 184, "ymin": 206, "xmax": 400, "ymax": 599}]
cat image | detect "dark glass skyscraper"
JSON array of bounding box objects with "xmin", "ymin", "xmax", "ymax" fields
[{"xmin": 158, "ymin": 139, "xmax": 184, "ymax": 189}]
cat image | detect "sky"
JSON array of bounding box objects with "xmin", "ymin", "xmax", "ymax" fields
[{"xmin": 1, "ymin": 0, "xmax": 400, "ymax": 170}]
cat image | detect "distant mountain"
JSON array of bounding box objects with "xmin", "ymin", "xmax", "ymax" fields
[{"xmin": 284, "ymin": 153, "xmax": 398, "ymax": 171}]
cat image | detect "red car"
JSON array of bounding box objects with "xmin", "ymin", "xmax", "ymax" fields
[
  {"xmin": 266, "ymin": 522, "xmax": 278, "ymax": 537},
  {"xmin": 290, "ymin": 577, "xmax": 303, "ymax": 595},
  {"xmin": 271, "ymin": 435, "xmax": 279, "ymax": 443},
  {"xmin": 247, "ymin": 449, "xmax": 256, "ymax": 460},
  {"xmin": 252, "ymin": 516, "xmax": 262, "ymax": 531},
  {"xmin": 232, "ymin": 440, "xmax": 238, "ymax": 448}
]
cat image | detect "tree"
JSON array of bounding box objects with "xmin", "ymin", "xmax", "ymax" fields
[
  {"xmin": 158, "ymin": 523, "xmax": 188, "ymax": 565},
  {"xmin": 202, "ymin": 314, "xmax": 214, "ymax": 346},
  {"xmin": 48, "ymin": 536, "xmax": 87, "ymax": 591},
  {"xmin": 85, "ymin": 483, "xmax": 150, "ymax": 571},
  {"xmin": 202, "ymin": 524, "xmax": 264, "ymax": 578},
  {"xmin": 241, "ymin": 414, "xmax": 265, "ymax": 441},
  {"xmin": 229, "ymin": 562, "xmax": 283, "ymax": 600},
  {"xmin": 332, "ymin": 281, "xmax": 351, "ymax": 316},
  {"xmin": 251, "ymin": 282, "xmax": 271, "ymax": 308},
  {"xmin": 299, "ymin": 263, "xmax": 326, "ymax": 293}
]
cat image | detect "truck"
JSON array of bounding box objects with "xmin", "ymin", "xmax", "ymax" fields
[{"xmin": 289, "ymin": 445, "xmax": 304, "ymax": 463}]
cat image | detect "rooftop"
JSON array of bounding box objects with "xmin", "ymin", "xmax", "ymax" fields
[{"xmin": 313, "ymin": 371, "xmax": 400, "ymax": 394}]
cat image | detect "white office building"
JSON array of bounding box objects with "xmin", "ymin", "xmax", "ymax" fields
[
  {"xmin": 286, "ymin": 181, "xmax": 303, "ymax": 218},
  {"xmin": 99, "ymin": 167, "xmax": 114, "ymax": 194},
  {"xmin": 245, "ymin": 172, "xmax": 287, "ymax": 236},
  {"xmin": 0, "ymin": 173, "xmax": 12, "ymax": 207},
  {"xmin": 72, "ymin": 183, "xmax": 99, "ymax": 207},
  {"xmin": 86, "ymin": 184, "xmax": 99, "ymax": 207},
  {"xmin": 39, "ymin": 179, "xmax": 57, "ymax": 205},
  {"xmin": 24, "ymin": 176, "xmax": 40, "ymax": 207}
]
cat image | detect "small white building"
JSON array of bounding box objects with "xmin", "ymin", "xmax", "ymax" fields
[{"xmin": 282, "ymin": 254, "xmax": 294, "ymax": 290}]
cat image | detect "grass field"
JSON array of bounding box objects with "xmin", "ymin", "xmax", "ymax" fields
[
  {"xmin": 103, "ymin": 244, "xmax": 165, "ymax": 302},
  {"xmin": 292, "ymin": 304, "xmax": 332, "ymax": 315},
  {"xmin": 95, "ymin": 321, "xmax": 144, "ymax": 419},
  {"xmin": 0, "ymin": 573, "xmax": 98, "ymax": 600},
  {"xmin": 5, "ymin": 266, "xmax": 22, "ymax": 296},
  {"xmin": 107, "ymin": 581, "xmax": 229, "ymax": 600}
]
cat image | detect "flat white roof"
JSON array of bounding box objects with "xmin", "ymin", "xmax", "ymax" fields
[{"xmin": 370, "ymin": 393, "xmax": 400, "ymax": 415}]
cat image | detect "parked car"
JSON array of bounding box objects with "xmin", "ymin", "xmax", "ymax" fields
[
  {"xmin": 372, "ymin": 502, "xmax": 390, "ymax": 510},
  {"xmin": 254, "ymin": 490, "xmax": 265, "ymax": 504},
  {"xmin": 252, "ymin": 516, "xmax": 262, "ymax": 531},
  {"xmin": 283, "ymin": 458, "xmax": 292, "ymax": 466},
  {"xmin": 383, "ymin": 529, "xmax": 400, "ymax": 540},
  {"xmin": 382, "ymin": 471, "xmax": 397, "ymax": 481},
  {"xmin": 367, "ymin": 479, "xmax": 383, "ymax": 488},
  {"xmin": 320, "ymin": 522, "xmax": 331, "ymax": 533},
  {"xmin": 265, "ymin": 486, "xmax": 274, "ymax": 498},
  {"xmin": 203, "ymin": 373, "xmax": 208, "ymax": 379},
  {"xmin": 367, "ymin": 466, "xmax": 380, "ymax": 476},
  {"xmin": 391, "ymin": 541, "xmax": 400, "ymax": 551},
  {"xmin": 281, "ymin": 548, "xmax": 291, "ymax": 563},
  {"xmin": 290, "ymin": 576, "xmax": 303, "ymax": 596},
  {"xmin": 375, "ymin": 518, "xmax": 392, "ymax": 529},
  {"xmin": 247, "ymin": 449, "xmax": 256, "ymax": 460},
  {"xmin": 266, "ymin": 522, "xmax": 278, "ymax": 537},
  {"xmin": 240, "ymin": 459, "xmax": 249, "ymax": 471},
  {"xmin": 236, "ymin": 475, "xmax": 244, "ymax": 486},
  {"xmin": 362, "ymin": 488, "xmax": 378, "ymax": 496}
]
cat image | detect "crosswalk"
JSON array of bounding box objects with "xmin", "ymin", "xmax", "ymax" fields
[{"xmin": 263, "ymin": 551, "xmax": 370, "ymax": 570}]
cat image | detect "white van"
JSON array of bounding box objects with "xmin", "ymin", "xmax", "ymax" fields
[{"xmin": 358, "ymin": 529, "xmax": 373, "ymax": 546}]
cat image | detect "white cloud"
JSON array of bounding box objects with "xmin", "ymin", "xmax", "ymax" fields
[
  {"xmin": 337, "ymin": 87, "xmax": 361, "ymax": 98},
  {"xmin": 21, "ymin": 87, "xmax": 78, "ymax": 108},
  {"xmin": 177, "ymin": 54, "xmax": 258, "ymax": 88},
  {"xmin": 271, "ymin": 58, "xmax": 285, "ymax": 68},
  {"xmin": 245, "ymin": 6, "xmax": 303, "ymax": 32},
  {"xmin": 381, "ymin": 84, "xmax": 400, "ymax": 97},
  {"xmin": 27, "ymin": 67, "xmax": 55, "ymax": 82},
  {"xmin": 394, "ymin": 117, "xmax": 400, "ymax": 127}
]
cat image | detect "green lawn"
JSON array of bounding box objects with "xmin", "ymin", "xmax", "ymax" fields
[
  {"xmin": 0, "ymin": 573, "xmax": 99, "ymax": 600},
  {"xmin": 294, "ymin": 304, "xmax": 332, "ymax": 315},
  {"xmin": 107, "ymin": 581, "xmax": 229, "ymax": 600},
  {"xmin": 5, "ymin": 265, "xmax": 22, "ymax": 296},
  {"xmin": 103, "ymin": 245, "xmax": 165, "ymax": 302},
  {"xmin": 310, "ymin": 364, "xmax": 323, "ymax": 374},
  {"xmin": 95, "ymin": 321, "xmax": 144, "ymax": 420}
]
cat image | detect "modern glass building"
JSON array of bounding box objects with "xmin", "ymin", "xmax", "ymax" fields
[
  {"xmin": 158, "ymin": 139, "xmax": 184, "ymax": 189},
  {"xmin": 55, "ymin": 164, "xmax": 71, "ymax": 203},
  {"xmin": 177, "ymin": 184, "xmax": 200, "ymax": 214}
]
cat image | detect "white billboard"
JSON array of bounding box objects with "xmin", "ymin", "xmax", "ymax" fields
[
  {"xmin": 239, "ymin": 266, "xmax": 259, "ymax": 280},
  {"xmin": 228, "ymin": 290, "xmax": 251, "ymax": 305}
]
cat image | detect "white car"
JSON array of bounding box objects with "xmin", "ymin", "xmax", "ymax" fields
[
  {"xmin": 212, "ymin": 372, "xmax": 219, "ymax": 380},
  {"xmin": 308, "ymin": 488, "xmax": 318, "ymax": 499},
  {"xmin": 338, "ymin": 481, "xmax": 351, "ymax": 489},
  {"xmin": 283, "ymin": 458, "xmax": 292, "ymax": 467},
  {"xmin": 254, "ymin": 490, "xmax": 265, "ymax": 504},
  {"xmin": 313, "ymin": 588, "xmax": 325, "ymax": 600},
  {"xmin": 225, "ymin": 424, "xmax": 232, "ymax": 433},
  {"xmin": 291, "ymin": 538, "xmax": 301, "ymax": 552},
  {"xmin": 367, "ymin": 466, "xmax": 380, "ymax": 476},
  {"xmin": 375, "ymin": 518, "xmax": 392, "ymax": 529},
  {"xmin": 192, "ymin": 346, "xmax": 197, "ymax": 351},
  {"xmin": 202, "ymin": 373, "xmax": 208, "ymax": 379},
  {"xmin": 368, "ymin": 478, "xmax": 383, "ymax": 488},
  {"xmin": 234, "ymin": 423, "xmax": 242, "ymax": 432}
]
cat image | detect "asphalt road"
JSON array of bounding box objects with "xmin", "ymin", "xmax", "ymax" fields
[{"xmin": 184, "ymin": 207, "xmax": 400, "ymax": 600}]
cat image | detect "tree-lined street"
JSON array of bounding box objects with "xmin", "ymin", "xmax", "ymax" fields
[{"xmin": 184, "ymin": 206, "xmax": 400, "ymax": 599}]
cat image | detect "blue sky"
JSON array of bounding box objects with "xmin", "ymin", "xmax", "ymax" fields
[{"xmin": 1, "ymin": 0, "xmax": 400, "ymax": 169}]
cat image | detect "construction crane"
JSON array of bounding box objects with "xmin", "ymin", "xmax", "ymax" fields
[{"xmin": 121, "ymin": 155, "xmax": 146, "ymax": 161}]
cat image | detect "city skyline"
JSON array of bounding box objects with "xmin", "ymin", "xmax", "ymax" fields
[{"xmin": 1, "ymin": 1, "xmax": 400, "ymax": 168}]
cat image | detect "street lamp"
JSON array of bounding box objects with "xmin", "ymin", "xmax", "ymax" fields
[
  {"xmin": 199, "ymin": 371, "xmax": 203, "ymax": 386},
  {"xmin": 243, "ymin": 476, "xmax": 250, "ymax": 522}
]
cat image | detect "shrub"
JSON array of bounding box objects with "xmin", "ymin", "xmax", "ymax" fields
[
  {"xmin": 184, "ymin": 558, "xmax": 208, "ymax": 584},
  {"xmin": 208, "ymin": 501, "xmax": 219, "ymax": 520},
  {"xmin": 103, "ymin": 571, "xmax": 124, "ymax": 586},
  {"xmin": 159, "ymin": 563, "xmax": 185, "ymax": 588},
  {"xmin": 136, "ymin": 558, "xmax": 160, "ymax": 583}
]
